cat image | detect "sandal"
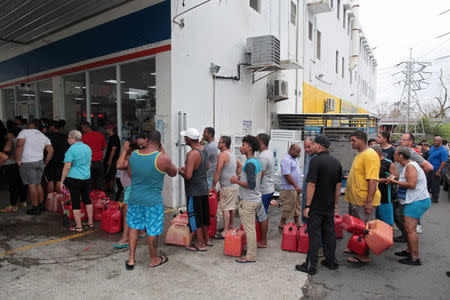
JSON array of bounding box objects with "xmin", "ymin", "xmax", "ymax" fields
[
  {"xmin": 83, "ymin": 223, "xmax": 95, "ymax": 230},
  {"xmin": 69, "ymin": 226, "xmax": 83, "ymax": 232},
  {"xmin": 149, "ymin": 256, "xmax": 169, "ymax": 268},
  {"xmin": 236, "ymin": 256, "xmax": 256, "ymax": 263},
  {"xmin": 125, "ymin": 261, "xmax": 134, "ymax": 270},
  {"xmin": 213, "ymin": 233, "xmax": 225, "ymax": 239},
  {"xmin": 185, "ymin": 244, "xmax": 207, "ymax": 252},
  {"xmin": 344, "ymin": 248, "xmax": 356, "ymax": 254},
  {"xmin": 113, "ymin": 241, "xmax": 129, "ymax": 249},
  {"xmin": 347, "ymin": 256, "xmax": 370, "ymax": 264},
  {"xmin": 206, "ymin": 241, "xmax": 213, "ymax": 247}
]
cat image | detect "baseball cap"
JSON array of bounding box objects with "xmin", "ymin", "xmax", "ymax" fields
[
  {"xmin": 313, "ymin": 134, "xmax": 330, "ymax": 148},
  {"xmin": 180, "ymin": 128, "xmax": 200, "ymax": 140}
]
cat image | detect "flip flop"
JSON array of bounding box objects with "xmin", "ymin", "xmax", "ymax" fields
[
  {"xmin": 213, "ymin": 233, "xmax": 225, "ymax": 240},
  {"xmin": 149, "ymin": 256, "xmax": 169, "ymax": 268},
  {"xmin": 113, "ymin": 241, "xmax": 129, "ymax": 249},
  {"xmin": 206, "ymin": 241, "xmax": 213, "ymax": 247},
  {"xmin": 344, "ymin": 248, "xmax": 356, "ymax": 254},
  {"xmin": 185, "ymin": 244, "xmax": 207, "ymax": 252},
  {"xmin": 125, "ymin": 261, "xmax": 134, "ymax": 270},
  {"xmin": 69, "ymin": 226, "xmax": 83, "ymax": 232},
  {"xmin": 347, "ymin": 256, "xmax": 370, "ymax": 264},
  {"xmin": 236, "ymin": 257, "xmax": 256, "ymax": 263}
]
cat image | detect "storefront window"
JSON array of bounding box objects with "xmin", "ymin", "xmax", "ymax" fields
[
  {"xmin": 38, "ymin": 79, "xmax": 53, "ymax": 120},
  {"xmin": 90, "ymin": 67, "xmax": 117, "ymax": 131},
  {"xmin": 16, "ymin": 83, "xmax": 37, "ymax": 121},
  {"xmin": 64, "ymin": 73, "xmax": 86, "ymax": 130},
  {"xmin": 120, "ymin": 58, "xmax": 156, "ymax": 139},
  {"xmin": 2, "ymin": 89, "xmax": 15, "ymax": 121}
]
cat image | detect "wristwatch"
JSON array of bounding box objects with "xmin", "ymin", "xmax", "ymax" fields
[{"xmin": 305, "ymin": 205, "xmax": 311, "ymax": 208}]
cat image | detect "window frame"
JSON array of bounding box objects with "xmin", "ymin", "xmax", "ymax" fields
[
  {"xmin": 316, "ymin": 30, "xmax": 321, "ymax": 60},
  {"xmin": 290, "ymin": 1, "xmax": 297, "ymax": 26}
]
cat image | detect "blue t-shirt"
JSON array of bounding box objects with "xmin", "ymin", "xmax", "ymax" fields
[
  {"xmin": 129, "ymin": 150, "xmax": 166, "ymax": 207},
  {"xmin": 64, "ymin": 142, "xmax": 92, "ymax": 180},
  {"xmin": 428, "ymin": 146, "xmax": 448, "ymax": 171},
  {"xmin": 280, "ymin": 154, "xmax": 302, "ymax": 190}
]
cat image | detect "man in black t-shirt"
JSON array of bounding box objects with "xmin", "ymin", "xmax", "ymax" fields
[
  {"xmin": 295, "ymin": 135, "xmax": 342, "ymax": 275},
  {"xmin": 377, "ymin": 131, "xmax": 395, "ymax": 162},
  {"xmin": 45, "ymin": 120, "xmax": 69, "ymax": 194},
  {"xmin": 104, "ymin": 125, "xmax": 121, "ymax": 193}
]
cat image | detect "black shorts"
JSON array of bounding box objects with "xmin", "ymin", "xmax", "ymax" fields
[
  {"xmin": 44, "ymin": 162, "xmax": 63, "ymax": 182},
  {"xmin": 187, "ymin": 195, "xmax": 210, "ymax": 232},
  {"xmin": 65, "ymin": 177, "xmax": 91, "ymax": 210}
]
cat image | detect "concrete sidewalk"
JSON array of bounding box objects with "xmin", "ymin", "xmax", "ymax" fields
[{"xmin": 0, "ymin": 194, "xmax": 307, "ymax": 299}]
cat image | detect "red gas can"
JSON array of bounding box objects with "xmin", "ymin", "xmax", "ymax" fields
[
  {"xmin": 165, "ymin": 223, "xmax": 191, "ymax": 247},
  {"xmin": 224, "ymin": 229, "xmax": 245, "ymax": 257},
  {"xmin": 341, "ymin": 214, "xmax": 366, "ymax": 235},
  {"xmin": 46, "ymin": 192, "xmax": 60, "ymax": 213},
  {"xmin": 209, "ymin": 191, "xmax": 218, "ymax": 217},
  {"xmin": 208, "ymin": 215, "xmax": 217, "ymax": 238},
  {"xmin": 90, "ymin": 190, "xmax": 107, "ymax": 201},
  {"xmin": 63, "ymin": 202, "xmax": 87, "ymax": 220},
  {"xmin": 101, "ymin": 204, "xmax": 122, "ymax": 234},
  {"xmin": 240, "ymin": 221, "xmax": 262, "ymax": 243},
  {"xmin": 347, "ymin": 234, "xmax": 368, "ymax": 256},
  {"xmin": 297, "ymin": 224, "xmax": 309, "ymax": 253},
  {"xmin": 334, "ymin": 214, "xmax": 344, "ymax": 239},
  {"xmin": 92, "ymin": 198, "xmax": 107, "ymax": 222},
  {"xmin": 171, "ymin": 213, "xmax": 189, "ymax": 225},
  {"xmin": 282, "ymin": 222, "xmax": 298, "ymax": 252},
  {"xmin": 365, "ymin": 220, "xmax": 393, "ymax": 255}
]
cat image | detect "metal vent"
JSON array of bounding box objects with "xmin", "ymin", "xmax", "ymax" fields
[
  {"xmin": 246, "ymin": 35, "xmax": 280, "ymax": 67},
  {"xmin": 307, "ymin": 0, "xmax": 333, "ymax": 14},
  {"xmin": 271, "ymin": 129, "xmax": 302, "ymax": 141}
]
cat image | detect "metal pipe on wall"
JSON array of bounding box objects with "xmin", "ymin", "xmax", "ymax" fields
[
  {"xmin": 116, "ymin": 65, "xmax": 122, "ymax": 141},
  {"xmin": 85, "ymin": 71, "xmax": 91, "ymax": 123}
]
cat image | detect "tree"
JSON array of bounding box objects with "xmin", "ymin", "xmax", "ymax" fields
[{"xmin": 416, "ymin": 68, "xmax": 449, "ymax": 118}]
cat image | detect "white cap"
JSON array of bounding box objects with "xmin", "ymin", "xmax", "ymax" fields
[{"xmin": 180, "ymin": 128, "xmax": 200, "ymax": 140}]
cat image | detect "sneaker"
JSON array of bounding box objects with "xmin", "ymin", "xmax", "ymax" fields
[
  {"xmin": 416, "ymin": 225, "xmax": 423, "ymax": 234},
  {"xmin": 295, "ymin": 263, "xmax": 317, "ymax": 275},
  {"xmin": 0, "ymin": 205, "xmax": 18, "ymax": 213},
  {"xmin": 394, "ymin": 250, "xmax": 411, "ymax": 257},
  {"xmin": 393, "ymin": 236, "xmax": 408, "ymax": 243},
  {"xmin": 38, "ymin": 202, "xmax": 46, "ymax": 212},
  {"xmin": 320, "ymin": 259, "xmax": 339, "ymax": 270},
  {"xmin": 26, "ymin": 206, "xmax": 41, "ymax": 215},
  {"xmin": 398, "ymin": 257, "xmax": 422, "ymax": 266}
]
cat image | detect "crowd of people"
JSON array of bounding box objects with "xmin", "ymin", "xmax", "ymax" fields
[{"xmin": 0, "ymin": 116, "xmax": 448, "ymax": 271}]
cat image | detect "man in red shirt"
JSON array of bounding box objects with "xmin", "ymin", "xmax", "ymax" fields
[{"xmin": 81, "ymin": 121, "xmax": 107, "ymax": 192}]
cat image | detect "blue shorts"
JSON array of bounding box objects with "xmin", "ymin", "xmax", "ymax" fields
[
  {"xmin": 127, "ymin": 203, "xmax": 164, "ymax": 236},
  {"xmin": 404, "ymin": 198, "xmax": 431, "ymax": 219},
  {"xmin": 123, "ymin": 186, "xmax": 131, "ymax": 205},
  {"xmin": 261, "ymin": 193, "xmax": 274, "ymax": 214}
]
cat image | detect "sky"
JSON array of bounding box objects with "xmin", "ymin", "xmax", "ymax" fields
[{"xmin": 359, "ymin": 0, "xmax": 450, "ymax": 114}]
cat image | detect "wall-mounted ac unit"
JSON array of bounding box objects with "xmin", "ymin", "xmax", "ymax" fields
[
  {"xmin": 270, "ymin": 79, "xmax": 289, "ymax": 102},
  {"xmin": 271, "ymin": 129, "xmax": 302, "ymax": 141},
  {"xmin": 324, "ymin": 98, "xmax": 336, "ymax": 112},
  {"xmin": 246, "ymin": 35, "xmax": 280, "ymax": 67},
  {"xmin": 307, "ymin": 0, "xmax": 332, "ymax": 14}
]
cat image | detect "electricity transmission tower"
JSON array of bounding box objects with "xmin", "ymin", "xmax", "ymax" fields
[{"xmin": 393, "ymin": 48, "xmax": 431, "ymax": 133}]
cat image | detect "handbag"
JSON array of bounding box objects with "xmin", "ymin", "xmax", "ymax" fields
[{"xmin": 376, "ymin": 184, "xmax": 394, "ymax": 225}]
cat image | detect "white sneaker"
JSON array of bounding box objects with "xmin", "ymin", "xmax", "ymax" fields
[{"xmin": 416, "ymin": 225, "xmax": 423, "ymax": 234}]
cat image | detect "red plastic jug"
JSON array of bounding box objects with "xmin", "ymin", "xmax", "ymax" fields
[
  {"xmin": 92, "ymin": 197, "xmax": 108, "ymax": 222},
  {"xmin": 63, "ymin": 202, "xmax": 87, "ymax": 220},
  {"xmin": 334, "ymin": 214, "xmax": 344, "ymax": 239},
  {"xmin": 46, "ymin": 192, "xmax": 60, "ymax": 213},
  {"xmin": 224, "ymin": 229, "xmax": 245, "ymax": 257},
  {"xmin": 341, "ymin": 214, "xmax": 366, "ymax": 235},
  {"xmin": 282, "ymin": 222, "xmax": 298, "ymax": 252},
  {"xmin": 240, "ymin": 221, "xmax": 262, "ymax": 243},
  {"xmin": 165, "ymin": 222, "xmax": 191, "ymax": 247},
  {"xmin": 171, "ymin": 213, "xmax": 189, "ymax": 225},
  {"xmin": 209, "ymin": 191, "xmax": 218, "ymax": 217},
  {"xmin": 297, "ymin": 224, "xmax": 309, "ymax": 253},
  {"xmin": 347, "ymin": 234, "xmax": 368, "ymax": 256},
  {"xmin": 364, "ymin": 220, "xmax": 393, "ymax": 255},
  {"xmin": 90, "ymin": 190, "xmax": 107, "ymax": 201},
  {"xmin": 100, "ymin": 204, "xmax": 122, "ymax": 234},
  {"xmin": 209, "ymin": 215, "xmax": 217, "ymax": 238}
]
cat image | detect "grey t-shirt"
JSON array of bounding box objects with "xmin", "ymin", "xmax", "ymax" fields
[
  {"xmin": 396, "ymin": 147, "xmax": 426, "ymax": 174},
  {"xmin": 205, "ymin": 141, "xmax": 218, "ymax": 178},
  {"xmin": 257, "ymin": 149, "xmax": 275, "ymax": 195}
]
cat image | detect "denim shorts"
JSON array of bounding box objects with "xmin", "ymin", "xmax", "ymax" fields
[{"xmin": 404, "ymin": 198, "xmax": 431, "ymax": 219}]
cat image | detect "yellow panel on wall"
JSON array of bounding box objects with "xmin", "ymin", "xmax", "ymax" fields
[{"xmin": 302, "ymin": 82, "xmax": 340, "ymax": 114}]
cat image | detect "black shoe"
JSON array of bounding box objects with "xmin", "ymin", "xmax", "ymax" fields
[
  {"xmin": 125, "ymin": 261, "xmax": 134, "ymax": 270},
  {"xmin": 393, "ymin": 236, "xmax": 408, "ymax": 243},
  {"xmin": 398, "ymin": 257, "xmax": 421, "ymax": 266},
  {"xmin": 26, "ymin": 206, "xmax": 41, "ymax": 215},
  {"xmin": 446, "ymin": 271, "xmax": 450, "ymax": 277},
  {"xmin": 394, "ymin": 250, "xmax": 411, "ymax": 257},
  {"xmin": 295, "ymin": 263, "xmax": 317, "ymax": 275},
  {"xmin": 320, "ymin": 259, "xmax": 339, "ymax": 270},
  {"xmin": 38, "ymin": 202, "xmax": 46, "ymax": 212}
]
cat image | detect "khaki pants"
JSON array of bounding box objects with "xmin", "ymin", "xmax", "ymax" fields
[
  {"xmin": 280, "ymin": 189, "xmax": 301, "ymax": 220},
  {"xmin": 239, "ymin": 200, "xmax": 260, "ymax": 260}
]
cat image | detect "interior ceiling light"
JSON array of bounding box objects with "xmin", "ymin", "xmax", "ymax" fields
[
  {"xmin": 147, "ymin": 85, "xmax": 156, "ymax": 89},
  {"xmin": 21, "ymin": 93, "xmax": 35, "ymax": 97},
  {"xmin": 124, "ymin": 91, "xmax": 139, "ymax": 95},
  {"xmin": 42, "ymin": 90, "xmax": 53, "ymax": 93},
  {"xmin": 104, "ymin": 80, "xmax": 125, "ymax": 84}
]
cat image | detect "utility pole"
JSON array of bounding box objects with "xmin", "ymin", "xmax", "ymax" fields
[{"xmin": 393, "ymin": 49, "xmax": 431, "ymax": 133}]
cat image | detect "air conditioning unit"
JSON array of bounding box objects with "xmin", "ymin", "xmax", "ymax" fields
[
  {"xmin": 270, "ymin": 79, "xmax": 289, "ymax": 102},
  {"xmin": 324, "ymin": 98, "xmax": 336, "ymax": 112},
  {"xmin": 246, "ymin": 35, "xmax": 280, "ymax": 67},
  {"xmin": 307, "ymin": 0, "xmax": 333, "ymax": 14},
  {"xmin": 271, "ymin": 129, "xmax": 302, "ymax": 141}
]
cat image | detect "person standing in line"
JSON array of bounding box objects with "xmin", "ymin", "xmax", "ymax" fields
[
  {"xmin": 387, "ymin": 147, "xmax": 431, "ymax": 265},
  {"xmin": 296, "ymin": 135, "xmax": 342, "ymax": 274},
  {"xmin": 301, "ymin": 138, "xmax": 316, "ymax": 224},
  {"xmin": 230, "ymin": 135, "xmax": 262, "ymax": 263},
  {"xmin": 45, "ymin": 120, "xmax": 69, "ymax": 194},
  {"xmin": 179, "ymin": 128, "xmax": 211, "ymax": 251},
  {"xmin": 344, "ymin": 131, "xmax": 381, "ymax": 264},
  {"xmin": 256, "ymin": 133, "xmax": 275, "ymax": 248},
  {"xmin": 104, "ymin": 124, "xmax": 121, "ymax": 196},
  {"xmin": 427, "ymin": 136, "xmax": 448, "ymax": 203},
  {"xmin": 60, "ymin": 130, "xmax": 93, "ymax": 232},
  {"xmin": 278, "ymin": 144, "xmax": 302, "ymax": 229},
  {"xmin": 210, "ymin": 136, "xmax": 242, "ymax": 239},
  {"xmin": 16, "ymin": 119, "xmax": 54, "ymax": 215},
  {"xmin": 126, "ymin": 131, "xmax": 177, "ymax": 269},
  {"xmin": 203, "ymin": 127, "xmax": 218, "ymax": 189},
  {"xmin": 1, "ymin": 125, "xmax": 27, "ymax": 212},
  {"xmin": 377, "ymin": 131, "xmax": 396, "ymax": 162},
  {"xmin": 421, "ymin": 142, "xmax": 431, "ymax": 161},
  {"xmin": 81, "ymin": 121, "xmax": 107, "ymax": 192}
]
